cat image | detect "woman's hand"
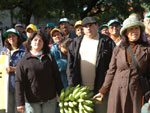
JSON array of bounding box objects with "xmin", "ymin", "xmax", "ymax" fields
[
  {"xmin": 17, "ymin": 105, "xmax": 25, "ymax": 113},
  {"xmin": 148, "ymin": 98, "xmax": 150, "ymax": 104},
  {"xmin": 1, "ymin": 51, "xmax": 7, "ymax": 55},
  {"xmin": 93, "ymin": 92, "xmax": 104, "ymax": 104},
  {"xmin": 6, "ymin": 66, "xmax": 16, "ymax": 73}
]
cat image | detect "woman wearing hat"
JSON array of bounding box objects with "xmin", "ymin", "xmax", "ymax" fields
[
  {"xmin": 94, "ymin": 17, "xmax": 150, "ymax": 113},
  {"xmin": 1, "ymin": 28, "xmax": 25, "ymax": 113}
]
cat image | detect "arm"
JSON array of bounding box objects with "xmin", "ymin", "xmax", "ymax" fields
[
  {"xmin": 66, "ymin": 42, "xmax": 75, "ymax": 86},
  {"xmin": 51, "ymin": 55, "xmax": 64, "ymax": 95},
  {"xmin": 15, "ymin": 60, "xmax": 26, "ymax": 108},
  {"xmin": 51, "ymin": 49, "xmax": 67, "ymax": 72},
  {"xmin": 94, "ymin": 46, "xmax": 119, "ymax": 103}
]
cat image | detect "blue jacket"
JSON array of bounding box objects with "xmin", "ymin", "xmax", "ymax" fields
[
  {"xmin": 1, "ymin": 45, "xmax": 25, "ymax": 90},
  {"xmin": 51, "ymin": 43, "xmax": 68, "ymax": 88}
]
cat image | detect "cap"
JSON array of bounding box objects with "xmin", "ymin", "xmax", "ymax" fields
[
  {"xmin": 59, "ymin": 18, "xmax": 70, "ymax": 24},
  {"xmin": 100, "ymin": 24, "xmax": 108, "ymax": 30},
  {"xmin": 15, "ymin": 24, "xmax": 23, "ymax": 28},
  {"xmin": 107, "ymin": 19, "xmax": 120, "ymax": 27},
  {"xmin": 50, "ymin": 28, "xmax": 61, "ymax": 37},
  {"xmin": 74, "ymin": 20, "xmax": 82, "ymax": 28},
  {"xmin": 25, "ymin": 24, "xmax": 38, "ymax": 32},
  {"xmin": 45, "ymin": 22, "xmax": 55, "ymax": 29},
  {"xmin": 145, "ymin": 12, "xmax": 150, "ymax": 19},
  {"xmin": 82, "ymin": 17, "xmax": 96, "ymax": 26},
  {"xmin": 3, "ymin": 28, "xmax": 20, "ymax": 38}
]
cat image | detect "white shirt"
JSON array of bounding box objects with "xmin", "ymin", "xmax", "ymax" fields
[{"xmin": 79, "ymin": 33, "xmax": 99, "ymax": 90}]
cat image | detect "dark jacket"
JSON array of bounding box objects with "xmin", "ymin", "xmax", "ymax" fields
[
  {"xmin": 1, "ymin": 45, "xmax": 25, "ymax": 90},
  {"xmin": 67, "ymin": 33, "xmax": 115, "ymax": 94},
  {"xmin": 15, "ymin": 52, "xmax": 63, "ymax": 106}
]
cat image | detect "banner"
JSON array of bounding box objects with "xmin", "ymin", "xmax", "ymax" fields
[{"xmin": 0, "ymin": 55, "xmax": 9, "ymax": 113}]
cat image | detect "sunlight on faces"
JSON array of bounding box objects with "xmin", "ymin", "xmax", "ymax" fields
[
  {"xmin": 109, "ymin": 23, "xmax": 120, "ymax": 35},
  {"xmin": 144, "ymin": 18, "xmax": 150, "ymax": 29},
  {"xmin": 101, "ymin": 27, "xmax": 109, "ymax": 35},
  {"xmin": 125, "ymin": 25, "xmax": 141, "ymax": 42},
  {"xmin": 7, "ymin": 33, "xmax": 18, "ymax": 47},
  {"xmin": 83, "ymin": 23, "xmax": 98, "ymax": 38},
  {"xmin": 75, "ymin": 25, "xmax": 84, "ymax": 37},
  {"xmin": 26, "ymin": 28, "xmax": 34, "ymax": 38},
  {"xmin": 31, "ymin": 35, "xmax": 44, "ymax": 53},
  {"xmin": 52, "ymin": 31, "xmax": 63, "ymax": 43}
]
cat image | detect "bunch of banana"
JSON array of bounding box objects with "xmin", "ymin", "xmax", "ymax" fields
[{"xmin": 59, "ymin": 84, "xmax": 95, "ymax": 113}]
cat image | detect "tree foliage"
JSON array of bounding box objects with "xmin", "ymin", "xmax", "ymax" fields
[{"xmin": 0, "ymin": 0, "xmax": 150, "ymax": 26}]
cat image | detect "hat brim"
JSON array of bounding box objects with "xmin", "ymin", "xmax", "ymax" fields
[
  {"xmin": 3, "ymin": 31, "xmax": 19, "ymax": 38},
  {"xmin": 50, "ymin": 29, "xmax": 61, "ymax": 37}
]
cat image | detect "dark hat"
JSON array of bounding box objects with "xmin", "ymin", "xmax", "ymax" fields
[{"xmin": 82, "ymin": 17, "xmax": 97, "ymax": 26}]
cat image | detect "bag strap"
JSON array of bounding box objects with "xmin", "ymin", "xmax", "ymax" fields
[{"xmin": 128, "ymin": 46, "xmax": 143, "ymax": 76}]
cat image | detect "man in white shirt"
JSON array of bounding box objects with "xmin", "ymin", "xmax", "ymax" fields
[{"xmin": 67, "ymin": 16, "xmax": 115, "ymax": 113}]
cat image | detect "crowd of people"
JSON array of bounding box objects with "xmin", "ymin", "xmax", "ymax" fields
[{"xmin": 0, "ymin": 11, "xmax": 150, "ymax": 113}]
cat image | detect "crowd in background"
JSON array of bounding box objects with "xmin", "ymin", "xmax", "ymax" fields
[{"xmin": 0, "ymin": 11, "xmax": 150, "ymax": 113}]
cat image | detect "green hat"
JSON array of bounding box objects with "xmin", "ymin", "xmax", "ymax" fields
[
  {"xmin": 120, "ymin": 17, "xmax": 145, "ymax": 36},
  {"xmin": 59, "ymin": 18, "xmax": 70, "ymax": 24},
  {"xmin": 144, "ymin": 12, "xmax": 150, "ymax": 19},
  {"xmin": 100, "ymin": 24, "xmax": 108, "ymax": 30},
  {"xmin": 3, "ymin": 28, "xmax": 20, "ymax": 38},
  {"xmin": 45, "ymin": 22, "xmax": 55, "ymax": 29},
  {"xmin": 107, "ymin": 19, "xmax": 120, "ymax": 27}
]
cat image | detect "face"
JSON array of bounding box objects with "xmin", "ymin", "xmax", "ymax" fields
[
  {"xmin": 26, "ymin": 28, "xmax": 34, "ymax": 38},
  {"xmin": 83, "ymin": 23, "xmax": 98, "ymax": 38},
  {"xmin": 109, "ymin": 23, "xmax": 120, "ymax": 36},
  {"xmin": 144, "ymin": 17, "xmax": 150, "ymax": 30},
  {"xmin": 101, "ymin": 27, "xmax": 109, "ymax": 35},
  {"xmin": 46, "ymin": 27, "xmax": 52, "ymax": 33},
  {"xmin": 75, "ymin": 25, "xmax": 84, "ymax": 37},
  {"xmin": 31, "ymin": 35, "xmax": 44, "ymax": 52},
  {"xmin": 7, "ymin": 33, "xmax": 18, "ymax": 47},
  {"xmin": 125, "ymin": 25, "xmax": 141, "ymax": 42},
  {"xmin": 52, "ymin": 31, "xmax": 63, "ymax": 43},
  {"xmin": 16, "ymin": 26, "xmax": 23, "ymax": 32},
  {"xmin": 59, "ymin": 22, "xmax": 70, "ymax": 34}
]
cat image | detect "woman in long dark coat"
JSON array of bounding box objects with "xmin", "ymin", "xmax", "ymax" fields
[{"xmin": 94, "ymin": 17, "xmax": 150, "ymax": 113}]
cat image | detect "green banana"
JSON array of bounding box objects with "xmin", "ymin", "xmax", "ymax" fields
[
  {"xmin": 64, "ymin": 102, "xmax": 68, "ymax": 107},
  {"xmin": 83, "ymin": 104, "xmax": 94, "ymax": 112},
  {"xmin": 60, "ymin": 108, "xmax": 64, "ymax": 113},
  {"xmin": 60, "ymin": 89, "xmax": 65, "ymax": 101},
  {"xmin": 80, "ymin": 92, "xmax": 87, "ymax": 99},
  {"xmin": 59, "ymin": 102, "xmax": 64, "ymax": 108},
  {"xmin": 68, "ymin": 101, "xmax": 74, "ymax": 108}
]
